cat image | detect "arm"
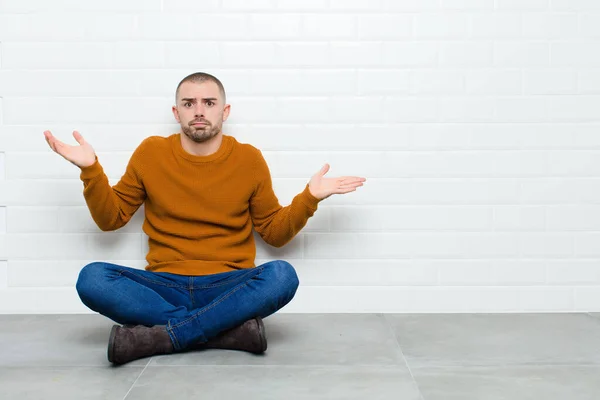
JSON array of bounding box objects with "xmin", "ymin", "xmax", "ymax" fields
[
  {"xmin": 249, "ymin": 151, "xmax": 367, "ymax": 247},
  {"xmin": 44, "ymin": 130, "xmax": 146, "ymax": 231},
  {"xmin": 79, "ymin": 151, "xmax": 146, "ymax": 231},
  {"xmin": 249, "ymin": 151, "xmax": 320, "ymax": 248}
]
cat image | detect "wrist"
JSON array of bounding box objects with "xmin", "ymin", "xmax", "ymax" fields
[
  {"xmin": 79, "ymin": 155, "xmax": 98, "ymax": 169},
  {"xmin": 306, "ymin": 183, "xmax": 322, "ymax": 201}
]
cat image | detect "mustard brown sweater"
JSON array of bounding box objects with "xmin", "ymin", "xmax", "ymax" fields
[{"xmin": 79, "ymin": 134, "xmax": 320, "ymax": 275}]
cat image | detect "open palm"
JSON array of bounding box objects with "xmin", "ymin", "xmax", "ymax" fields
[
  {"xmin": 44, "ymin": 130, "xmax": 97, "ymax": 168},
  {"xmin": 308, "ymin": 164, "xmax": 366, "ymax": 201}
]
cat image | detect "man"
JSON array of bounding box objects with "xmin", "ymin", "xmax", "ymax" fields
[{"xmin": 43, "ymin": 72, "xmax": 366, "ymax": 365}]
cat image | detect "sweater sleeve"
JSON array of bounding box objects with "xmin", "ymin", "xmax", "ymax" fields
[
  {"xmin": 249, "ymin": 149, "xmax": 321, "ymax": 247},
  {"xmin": 79, "ymin": 143, "xmax": 147, "ymax": 231}
]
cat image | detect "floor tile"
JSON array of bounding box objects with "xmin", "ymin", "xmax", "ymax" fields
[
  {"xmin": 413, "ymin": 365, "xmax": 600, "ymax": 400},
  {"xmin": 0, "ymin": 366, "xmax": 142, "ymax": 400},
  {"xmin": 386, "ymin": 313, "xmax": 600, "ymax": 367},
  {"xmin": 127, "ymin": 366, "xmax": 421, "ymax": 400}
]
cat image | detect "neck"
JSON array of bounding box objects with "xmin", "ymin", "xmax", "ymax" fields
[{"xmin": 180, "ymin": 132, "xmax": 223, "ymax": 156}]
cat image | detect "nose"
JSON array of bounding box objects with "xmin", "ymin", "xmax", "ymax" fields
[{"xmin": 194, "ymin": 103, "xmax": 206, "ymax": 117}]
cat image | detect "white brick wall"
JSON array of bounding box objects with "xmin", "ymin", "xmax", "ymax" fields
[{"xmin": 1, "ymin": 0, "xmax": 600, "ymax": 313}]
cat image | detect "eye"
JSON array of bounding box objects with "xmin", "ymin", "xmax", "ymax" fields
[
  {"xmin": 184, "ymin": 102, "xmax": 192, "ymax": 108},
  {"xmin": 206, "ymin": 100, "xmax": 215, "ymax": 107}
]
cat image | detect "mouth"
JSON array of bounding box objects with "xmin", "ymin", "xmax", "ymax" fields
[{"xmin": 191, "ymin": 120, "xmax": 209, "ymax": 127}]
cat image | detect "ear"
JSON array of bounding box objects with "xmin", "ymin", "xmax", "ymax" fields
[
  {"xmin": 172, "ymin": 105, "xmax": 180, "ymax": 123},
  {"xmin": 222, "ymin": 104, "xmax": 231, "ymax": 122}
]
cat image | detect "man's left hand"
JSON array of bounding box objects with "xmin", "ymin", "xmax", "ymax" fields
[{"xmin": 308, "ymin": 164, "xmax": 367, "ymax": 201}]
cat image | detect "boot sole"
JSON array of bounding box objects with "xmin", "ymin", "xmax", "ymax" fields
[
  {"xmin": 256, "ymin": 317, "xmax": 267, "ymax": 353},
  {"xmin": 107, "ymin": 325, "xmax": 119, "ymax": 364}
]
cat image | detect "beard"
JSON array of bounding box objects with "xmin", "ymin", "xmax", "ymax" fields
[{"xmin": 181, "ymin": 119, "xmax": 221, "ymax": 143}]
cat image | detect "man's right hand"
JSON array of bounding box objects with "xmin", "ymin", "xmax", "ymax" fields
[{"xmin": 44, "ymin": 130, "xmax": 97, "ymax": 168}]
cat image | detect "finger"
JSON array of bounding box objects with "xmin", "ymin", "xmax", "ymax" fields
[
  {"xmin": 72, "ymin": 130, "xmax": 85, "ymax": 145},
  {"xmin": 344, "ymin": 178, "xmax": 366, "ymax": 184},
  {"xmin": 46, "ymin": 136, "xmax": 58, "ymax": 153},
  {"xmin": 338, "ymin": 178, "xmax": 366, "ymax": 186},
  {"xmin": 44, "ymin": 133, "xmax": 52, "ymax": 145},
  {"xmin": 44, "ymin": 131, "xmax": 56, "ymax": 149},
  {"xmin": 53, "ymin": 141, "xmax": 65, "ymax": 154},
  {"xmin": 44, "ymin": 131, "xmax": 63, "ymax": 151},
  {"xmin": 53, "ymin": 139, "xmax": 70, "ymax": 156},
  {"xmin": 51, "ymin": 137, "xmax": 67, "ymax": 152},
  {"xmin": 45, "ymin": 137, "xmax": 56, "ymax": 153},
  {"xmin": 337, "ymin": 176, "xmax": 367, "ymax": 182},
  {"xmin": 319, "ymin": 163, "xmax": 330, "ymax": 176},
  {"xmin": 340, "ymin": 182, "xmax": 364, "ymax": 190}
]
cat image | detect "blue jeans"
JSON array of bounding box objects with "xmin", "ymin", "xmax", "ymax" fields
[{"xmin": 75, "ymin": 260, "xmax": 299, "ymax": 351}]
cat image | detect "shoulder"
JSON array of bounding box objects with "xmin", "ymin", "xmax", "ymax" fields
[
  {"xmin": 132, "ymin": 134, "xmax": 173, "ymax": 155},
  {"xmin": 229, "ymin": 135, "xmax": 264, "ymax": 160},
  {"xmin": 139, "ymin": 134, "xmax": 172, "ymax": 149},
  {"xmin": 127, "ymin": 135, "xmax": 173, "ymax": 168}
]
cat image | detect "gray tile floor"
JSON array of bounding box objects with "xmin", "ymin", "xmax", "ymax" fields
[{"xmin": 1, "ymin": 313, "xmax": 600, "ymax": 399}]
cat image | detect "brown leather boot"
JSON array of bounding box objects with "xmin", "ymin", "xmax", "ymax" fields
[
  {"xmin": 108, "ymin": 325, "xmax": 174, "ymax": 365},
  {"xmin": 192, "ymin": 317, "xmax": 267, "ymax": 354}
]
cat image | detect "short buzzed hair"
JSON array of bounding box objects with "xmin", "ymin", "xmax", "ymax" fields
[{"xmin": 176, "ymin": 72, "xmax": 226, "ymax": 103}]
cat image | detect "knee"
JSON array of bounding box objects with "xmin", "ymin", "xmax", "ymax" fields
[
  {"xmin": 76, "ymin": 262, "xmax": 106, "ymax": 300},
  {"xmin": 267, "ymin": 260, "xmax": 299, "ymax": 293}
]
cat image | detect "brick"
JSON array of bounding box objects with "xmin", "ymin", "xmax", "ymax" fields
[
  {"xmin": 303, "ymin": 15, "xmax": 356, "ymax": 39},
  {"xmin": 359, "ymin": 15, "xmax": 412, "ymax": 39},
  {"xmin": 415, "ymin": 14, "xmax": 469, "ymax": 38}
]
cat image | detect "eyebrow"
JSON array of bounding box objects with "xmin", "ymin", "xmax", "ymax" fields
[{"xmin": 180, "ymin": 97, "xmax": 218, "ymax": 103}]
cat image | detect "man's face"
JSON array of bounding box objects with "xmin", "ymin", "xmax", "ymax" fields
[{"xmin": 172, "ymin": 80, "xmax": 230, "ymax": 143}]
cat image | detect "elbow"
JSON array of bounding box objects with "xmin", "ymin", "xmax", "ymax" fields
[
  {"xmin": 264, "ymin": 235, "xmax": 290, "ymax": 248},
  {"xmin": 96, "ymin": 222, "xmax": 119, "ymax": 232},
  {"xmin": 93, "ymin": 216, "xmax": 124, "ymax": 232}
]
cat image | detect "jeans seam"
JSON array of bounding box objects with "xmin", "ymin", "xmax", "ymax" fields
[
  {"xmin": 171, "ymin": 266, "xmax": 265, "ymax": 330},
  {"xmin": 189, "ymin": 276, "xmax": 194, "ymax": 309},
  {"xmin": 120, "ymin": 270, "xmax": 186, "ymax": 289},
  {"xmin": 166, "ymin": 322, "xmax": 181, "ymax": 350},
  {"xmin": 191, "ymin": 268, "xmax": 257, "ymax": 289},
  {"xmin": 172, "ymin": 283, "xmax": 247, "ymax": 330}
]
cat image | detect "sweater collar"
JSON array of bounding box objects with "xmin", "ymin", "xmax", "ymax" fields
[{"xmin": 171, "ymin": 133, "xmax": 234, "ymax": 163}]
